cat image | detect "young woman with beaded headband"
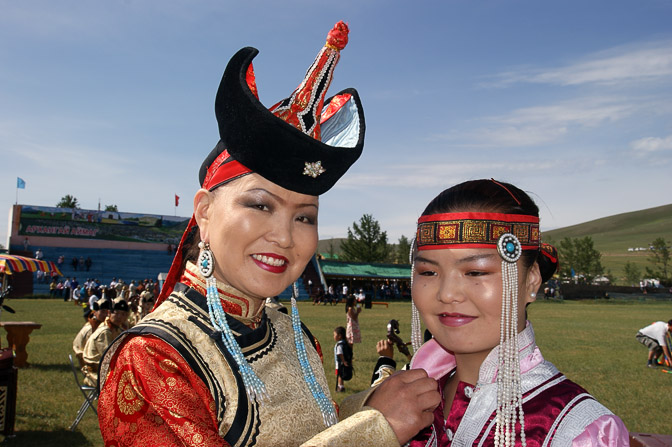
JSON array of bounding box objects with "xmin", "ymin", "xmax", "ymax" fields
[
  {"xmin": 357, "ymin": 179, "xmax": 628, "ymax": 446},
  {"xmin": 97, "ymin": 22, "xmax": 439, "ymax": 447}
]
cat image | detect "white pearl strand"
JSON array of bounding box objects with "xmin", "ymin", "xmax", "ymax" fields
[
  {"xmin": 495, "ymin": 261, "xmax": 526, "ymax": 447},
  {"xmin": 409, "ymin": 239, "xmax": 423, "ymax": 353}
]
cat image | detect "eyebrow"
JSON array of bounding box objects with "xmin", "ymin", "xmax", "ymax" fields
[
  {"xmin": 414, "ymin": 252, "xmax": 496, "ymax": 265},
  {"xmin": 247, "ymin": 188, "xmax": 318, "ymax": 209},
  {"xmin": 455, "ymin": 253, "xmax": 496, "ymax": 264}
]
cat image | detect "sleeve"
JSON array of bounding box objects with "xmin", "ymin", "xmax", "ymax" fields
[
  {"xmin": 370, "ymin": 356, "xmax": 397, "ymax": 387},
  {"xmin": 72, "ymin": 325, "xmax": 88, "ymax": 357},
  {"xmin": 98, "ymin": 335, "xmax": 229, "ymax": 447},
  {"xmin": 572, "ymin": 414, "xmax": 629, "ymax": 447},
  {"xmin": 300, "ymin": 408, "xmax": 399, "ymax": 447},
  {"xmin": 82, "ymin": 330, "xmax": 104, "ymax": 366}
]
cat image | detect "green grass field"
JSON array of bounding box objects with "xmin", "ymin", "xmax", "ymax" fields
[{"xmin": 0, "ymin": 298, "xmax": 671, "ymax": 446}]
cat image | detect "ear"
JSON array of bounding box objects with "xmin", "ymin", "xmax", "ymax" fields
[
  {"xmin": 193, "ymin": 189, "xmax": 213, "ymax": 243},
  {"xmin": 524, "ymin": 261, "xmax": 542, "ymax": 304}
]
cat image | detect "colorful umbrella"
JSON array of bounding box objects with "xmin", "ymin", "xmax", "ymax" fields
[{"xmin": 0, "ymin": 254, "xmax": 63, "ymax": 276}]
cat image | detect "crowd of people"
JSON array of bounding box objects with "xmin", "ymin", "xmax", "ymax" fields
[{"xmin": 71, "ymin": 280, "xmax": 157, "ymax": 387}]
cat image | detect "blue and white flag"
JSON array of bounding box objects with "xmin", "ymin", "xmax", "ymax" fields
[{"xmin": 17, "ymin": 177, "xmax": 26, "ymax": 189}]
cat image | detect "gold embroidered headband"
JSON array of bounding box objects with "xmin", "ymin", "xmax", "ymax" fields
[{"xmin": 416, "ymin": 212, "xmax": 540, "ymax": 251}]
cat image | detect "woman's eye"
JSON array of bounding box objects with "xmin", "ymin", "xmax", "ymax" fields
[
  {"xmin": 466, "ymin": 271, "xmax": 488, "ymax": 277},
  {"xmin": 417, "ymin": 270, "xmax": 436, "ymax": 277},
  {"xmin": 297, "ymin": 215, "xmax": 316, "ymax": 225},
  {"xmin": 250, "ymin": 203, "xmax": 269, "ymax": 211}
]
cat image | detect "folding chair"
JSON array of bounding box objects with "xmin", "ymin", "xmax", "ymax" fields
[{"xmin": 68, "ymin": 353, "xmax": 99, "ymax": 431}]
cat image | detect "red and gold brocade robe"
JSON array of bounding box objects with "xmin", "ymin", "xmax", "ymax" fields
[{"xmin": 98, "ymin": 264, "xmax": 397, "ymax": 447}]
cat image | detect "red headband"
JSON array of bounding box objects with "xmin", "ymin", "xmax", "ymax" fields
[
  {"xmin": 154, "ymin": 150, "xmax": 252, "ymax": 309},
  {"xmin": 416, "ymin": 212, "xmax": 540, "ymax": 251}
]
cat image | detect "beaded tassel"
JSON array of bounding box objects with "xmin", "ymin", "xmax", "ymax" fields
[
  {"xmin": 409, "ymin": 238, "xmax": 423, "ymax": 353},
  {"xmin": 205, "ymin": 275, "xmax": 269, "ymax": 403},
  {"xmin": 495, "ymin": 234, "xmax": 526, "ymax": 447},
  {"xmin": 290, "ymin": 282, "xmax": 339, "ymax": 427}
]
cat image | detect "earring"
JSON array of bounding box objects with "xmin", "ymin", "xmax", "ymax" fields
[
  {"xmin": 198, "ymin": 241, "xmax": 214, "ymax": 278},
  {"xmin": 531, "ymin": 292, "xmax": 537, "ymax": 298}
]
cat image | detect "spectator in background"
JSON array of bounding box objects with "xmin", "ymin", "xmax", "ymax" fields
[
  {"xmin": 73, "ymin": 307, "xmax": 102, "ymax": 368},
  {"xmin": 71, "ymin": 257, "xmax": 79, "ymax": 271},
  {"xmin": 63, "ymin": 277, "xmax": 72, "ymax": 302},
  {"xmin": 35, "ymin": 248, "xmax": 43, "ymax": 260},
  {"xmin": 345, "ymin": 295, "xmax": 362, "ymax": 351},
  {"xmin": 56, "ymin": 280, "xmax": 64, "ymax": 298},
  {"xmin": 82, "ymin": 298, "xmax": 128, "ymax": 386},
  {"xmin": 333, "ymin": 326, "xmax": 352, "ymax": 393},
  {"xmin": 85, "ymin": 256, "xmax": 92, "ymax": 271},
  {"xmin": 636, "ymin": 319, "xmax": 672, "ymax": 367}
]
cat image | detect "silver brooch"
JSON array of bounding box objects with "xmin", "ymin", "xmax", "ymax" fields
[
  {"xmin": 303, "ymin": 161, "xmax": 326, "ymax": 178},
  {"xmin": 497, "ymin": 233, "xmax": 522, "ymax": 263}
]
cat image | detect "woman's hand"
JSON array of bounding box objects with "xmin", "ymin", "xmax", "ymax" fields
[
  {"xmin": 366, "ymin": 369, "xmax": 440, "ymax": 445},
  {"xmin": 376, "ymin": 339, "xmax": 395, "ymax": 358}
]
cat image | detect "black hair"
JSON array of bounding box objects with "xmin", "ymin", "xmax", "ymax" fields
[
  {"xmin": 345, "ymin": 295, "xmax": 356, "ymax": 313},
  {"xmin": 334, "ymin": 326, "xmax": 346, "ymax": 340},
  {"xmin": 421, "ymin": 179, "xmax": 558, "ymax": 282}
]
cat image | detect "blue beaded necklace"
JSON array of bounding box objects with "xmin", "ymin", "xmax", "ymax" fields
[{"xmin": 200, "ymin": 249, "xmax": 337, "ymax": 427}]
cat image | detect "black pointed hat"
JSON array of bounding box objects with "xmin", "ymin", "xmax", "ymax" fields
[{"xmin": 199, "ymin": 21, "xmax": 365, "ymax": 196}]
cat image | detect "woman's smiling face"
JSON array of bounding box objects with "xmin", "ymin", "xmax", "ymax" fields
[
  {"xmin": 195, "ymin": 173, "xmax": 319, "ymax": 300},
  {"xmin": 412, "ymin": 247, "xmax": 540, "ymax": 358}
]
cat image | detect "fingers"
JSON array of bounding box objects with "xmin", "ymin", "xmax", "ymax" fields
[
  {"xmin": 366, "ymin": 369, "xmax": 441, "ymax": 444},
  {"xmin": 376, "ymin": 339, "xmax": 395, "ymax": 357}
]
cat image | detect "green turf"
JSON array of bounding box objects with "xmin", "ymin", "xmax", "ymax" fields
[{"xmin": 0, "ymin": 298, "xmax": 670, "ymax": 446}]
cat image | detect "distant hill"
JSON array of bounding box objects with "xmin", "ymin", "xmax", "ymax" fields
[{"xmin": 544, "ymin": 204, "xmax": 672, "ymax": 281}]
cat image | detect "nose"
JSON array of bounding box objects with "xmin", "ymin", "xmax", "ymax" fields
[
  {"xmin": 438, "ymin": 273, "xmax": 464, "ymax": 304},
  {"xmin": 266, "ymin": 216, "xmax": 294, "ymax": 249}
]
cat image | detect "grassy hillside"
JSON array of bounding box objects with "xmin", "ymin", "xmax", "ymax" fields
[{"xmin": 544, "ymin": 204, "xmax": 672, "ymax": 283}]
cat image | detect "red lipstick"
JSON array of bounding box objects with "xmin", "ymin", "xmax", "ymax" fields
[{"xmin": 251, "ymin": 253, "xmax": 289, "ymax": 273}]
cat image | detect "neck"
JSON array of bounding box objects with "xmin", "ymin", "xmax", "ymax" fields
[
  {"xmin": 182, "ymin": 261, "xmax": 265, "ymax": 325},
  {"xmin": 453, "ymin": 350, "xmax": 489, "ymax": 386}
]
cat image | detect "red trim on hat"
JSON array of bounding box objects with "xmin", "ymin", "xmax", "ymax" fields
[
  {"xmin": 321, "ymin": 93, "xmax": 352, "ymax": 123},
  {"xmin": 201, "ymin": 150, "xmax": 253, "ymax": 191}
]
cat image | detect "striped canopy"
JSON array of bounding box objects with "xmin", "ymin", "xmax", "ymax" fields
[{"xmin": 0, "ymin": 254, "xmax": 63, "ymax": 276}]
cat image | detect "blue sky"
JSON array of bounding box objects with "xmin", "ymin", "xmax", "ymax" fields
[{"xmin": 2, "ymin": 0, "xmax": 671, "ymax": 247}]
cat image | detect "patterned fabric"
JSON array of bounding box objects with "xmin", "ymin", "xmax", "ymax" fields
[
  {"xmin": 99, "ymin": 335, "xmax": 225, "ymax": 447},
  {"xmin": 416, "ymin": 212, "xmax": 540, "ymax": 251},
  {"xmin": 99, "ymin": 279, "xmax": 398, "ymax": 446},
  {"xmin": 405, "ymin": 324, "xmax": 629, "ymax": 447}
]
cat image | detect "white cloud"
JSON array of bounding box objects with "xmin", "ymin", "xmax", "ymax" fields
[
  {"xmin": 630, "ymin": 135, "xmax": 672, "ymax": 153},
  {"xmin": 430, "ymin": 96, "xmax": 644, "ymax": 148},
  {"xmin": 485, "ymin": 39, "xmax": 672, "ymax": 88}
]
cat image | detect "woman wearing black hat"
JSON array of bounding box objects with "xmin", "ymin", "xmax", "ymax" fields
[{"xmin": 98, "ymin": 22, "xmax": 438, "ymax": 447}]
